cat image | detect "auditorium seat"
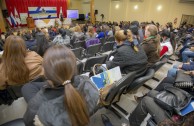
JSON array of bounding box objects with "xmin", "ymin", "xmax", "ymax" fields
[
  {"xmin": 77, "ymin": 61, "xmax": 84, "ymax": 75},
  {"xmin": 101, "ymin": 42, "xmax": 115, "ymax": 53},
  {"xmin": 102, "ymin": 71, "xmax": 136, "ymax": 118},
  {"xmin": 71, "ymin": 47, "xmax": 84, "ymax": 60},
  {"xmin": 84, "ymin": 43, "xmax": 101, "ymax": 58},
  {"xmin": 73, "ymin": 41, "xmax": 85, "ymax": 49},
  {"xmin": 124, "ymin": 68, "xmax": 155, "ymax": 93},
  {"xmin": 0, "ymin": 119, "xmax": 25, "ymax": 126},
  {"xmin": 83, "ymin": 55, "xmax": 108, "ymax": 72}
]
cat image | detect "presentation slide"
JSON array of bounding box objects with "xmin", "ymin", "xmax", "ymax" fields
[{"xmin": 67, "ymin": 10, "xmax": 79, "ymax": 19}]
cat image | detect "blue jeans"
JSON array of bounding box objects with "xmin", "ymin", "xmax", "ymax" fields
[
  {"xmin": 167, "ymin": 65, "xmax": 178, "ymax": 78},
  {"xmin": 182, "ymin": 48, "xmax": 194, "ymax": 63}
]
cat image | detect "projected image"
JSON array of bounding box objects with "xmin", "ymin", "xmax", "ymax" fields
[{"xmin": 67, "ymin": 10, "xmax": 79, "ymax": 19}]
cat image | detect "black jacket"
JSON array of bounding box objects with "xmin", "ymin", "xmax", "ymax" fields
[{"xmin": 106, "ymin": 42, "xmax": 148, "ymax": 74}]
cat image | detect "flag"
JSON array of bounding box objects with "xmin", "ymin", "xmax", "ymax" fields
[
  {"xmin": 10, "ymin": 12, "xmax": 17, "ymax": 27},
  {"xmin": 6, "ymin": 17, "xmax": 12, "ymax": 26},
  {"xmin": 14, "ymin": 7, "xmax": 21, "ymax": 25}
]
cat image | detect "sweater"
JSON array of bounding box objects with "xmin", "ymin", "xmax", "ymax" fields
[{"xmin": 141, "ymin": 36, "xmax": 160, "ymax": 67}]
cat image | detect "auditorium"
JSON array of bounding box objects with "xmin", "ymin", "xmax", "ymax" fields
[{"xmin": 0, "ymin": 0, "xmax": 194, "ymax": 125}]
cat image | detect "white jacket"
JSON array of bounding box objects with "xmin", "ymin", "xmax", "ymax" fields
[{"xmin": 160, "ymin": 38, "xmax": 173, "ymax": 56}]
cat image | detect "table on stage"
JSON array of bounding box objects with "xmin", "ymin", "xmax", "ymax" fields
[{"xmin": 34, "ymin": 18, "xmax": 72, "ymax": 28}]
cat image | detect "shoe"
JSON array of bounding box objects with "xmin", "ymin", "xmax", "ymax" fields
[
  {"xmin": 101, "ymin": 114, "xmax": 113, "ymax": 126},
  {"xmin": 134, "ymin": 94, "xmax": 146, "ymax": 103}
]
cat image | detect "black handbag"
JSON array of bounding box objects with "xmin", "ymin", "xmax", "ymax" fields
[
  {"xmin": 174, "ymin": 70, "xmax": 194, "ymax": 89},
  {"xmin": 154, "ymin": 86, "xmax": 193, "ymax": 115}
]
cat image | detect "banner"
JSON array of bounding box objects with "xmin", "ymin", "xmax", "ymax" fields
[
  {"xmin": 20, "ymin": 13, "xmax": 28, "ymax": 24},
  {"xmin": 28, "ymin": 7, "xmax": 57, "ymax": 19}
]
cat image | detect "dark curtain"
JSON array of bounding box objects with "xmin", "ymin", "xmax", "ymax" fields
[{"xmin": 5, "ymin": 0, "xmax": 67, "ymax": 17}]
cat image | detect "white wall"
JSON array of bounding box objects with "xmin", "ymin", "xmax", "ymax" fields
[{"xmin": 70, "ymin": 0, "xmax": 194, "ymax": 25}]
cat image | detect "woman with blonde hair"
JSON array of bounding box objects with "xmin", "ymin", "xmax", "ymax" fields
[
  {"xmin": 141, "ymin": 24, "xmax": 161, "ymax": 67},
  {"xmin": 71, "ymin": 25, "xmax": 85, "ymax": 42},
  {"xmin": 85, "ymin": 26, "xmax": 97, "ymax": 40},
  {"xmin": 106, "ymin": 30, "xmax": 148, "ymax": 74},
  {"xmin": 0, "ymin": 35, "xmax": 43, "ymax": 90}
]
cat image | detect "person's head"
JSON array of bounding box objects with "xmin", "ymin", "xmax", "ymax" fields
[
  {"xmin": 161, "ymin": 29, "xmax": 170, "ymax": 41},
  {"xmin": 145, "ymin": 24, "xmax": 158, "ymax": 37},
  {"xmin": 2, "ymin": 35, "xmax": 29, "ymax": 84},
  {"xmin": 43, "ymin": 45, "xmax": 89, "ymax": 126},
  {"xmin": 88, "ymin": 26, "xmax": 95, "ymax": 37},
  {"xmin": 129, "ymin": 25, "xmax": 139, "ymax": 36},
  {"xmin": 36, "ymin": 34, "xmax": 49, "ymax": 57},
  {"xmin": 115, "ymin": 30, "xmax": 139, "ymax": 52},
  {"xmin": 131, "ymin": 21, "xmax": 140, "ymax": 28},
  {"xmin": 74, "ymin": 26, "xmax": 82, "ymax": 33},
  {"xmin": 59, "ymin": 28, "xmax": 67, "ymax": 39}
]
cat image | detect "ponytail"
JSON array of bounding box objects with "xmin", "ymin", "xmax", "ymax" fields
[
  {"xmin": 63, "ymin": 80, "xmax": 89, "ymax": 126},
  {"xmin": 125, "ymin": 30, "xmax": 139, "ymax": 52}
]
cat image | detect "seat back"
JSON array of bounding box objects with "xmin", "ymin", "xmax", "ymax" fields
[
  {"xmin": 77, "ymin": 61, "xmax": 84, "ymax": 75},
  {"xmin": 100, "ymin": 38, "xmax": 106, "ymax": 46},
  {"xmin": 84, "ymin": 55, "xmax": 108, "ymax": 72},
  {"xmin": 71, "ymin": 47, "xmax": 84, "ymax": 60},
  {"xmin": 101, "ymin": 42, "xmax": 115, "ymax": 52},
  {"xmin": 85, "ymin": 38, "xmax": 100, "ymax": 48},
  {"xmin": 152, "ymin": 61, "xmax": 165, "ymax": 72},
  {"xmin": 0, "ymin": 119, "xmax": 25, "ymax": 126},
  {"xmin": 104, "ymin": 71, "xmax": 137, "ymax": 105},
  {"xmin": 125, "ymin": 68, "xmax": 155, "ymax": 93},
  {"xmin": 106, "ymin": 37, "xmax": 115, "ymax": 42},
  {"xmin": 73, "ymin": 41, "xmax": 85, "ymax": 49},
  {"xmin": 85, "ymin": 43, "xmax": 101, "ymax": 58}
]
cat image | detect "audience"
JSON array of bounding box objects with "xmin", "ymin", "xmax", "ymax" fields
[
  {"xmin": 53, "ymin": 28, "xmax": 70, "ymax": 45},
  {"xmin": 85, "ymin": 26, "xmax": 97, "ymax": 40},
  {"xmin": 0, "ymin": 35, "xmax": 43, "ymax": 90}
]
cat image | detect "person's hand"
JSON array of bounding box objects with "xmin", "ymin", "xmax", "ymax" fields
[{"xmin": 178, "ymin": 64, "xmax": 182, "ymax": 69}]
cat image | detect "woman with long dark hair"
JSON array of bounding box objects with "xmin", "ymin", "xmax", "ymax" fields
[{"xmin": 22, "ymin": 45, "xmax": 99, "ymax": 126}]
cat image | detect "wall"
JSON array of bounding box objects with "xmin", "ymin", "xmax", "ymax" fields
[
  {"xmin": 0, "ymin": 0, "xmax": 7, "ymax": 32},
  {"xmin": 81, "ymin": 0, "xmax": 194, "ymax": 25},
  {"xmin": 69, "ymin": 0, "xmax": 83, "ymax": 13}
]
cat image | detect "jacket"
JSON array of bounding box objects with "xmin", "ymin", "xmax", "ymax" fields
[
  {"xmin": 0, "ymin": 51, "xmax": 43, "ymax": 90},
  {"xmin": 141, "ymin": 36, "xmax": 160, "ymax": 67},
  {"xmin": 24, "ymin": 75, "xmax": 99, "ymax": 126},
  {"xmin": 106, "ymin": 41, "xmax": 148, "ymax": 74}
]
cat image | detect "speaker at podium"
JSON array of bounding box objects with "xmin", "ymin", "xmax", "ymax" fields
[{"xmin": 26, "ymin": 17, "xmax": 35, "ymax": 29}]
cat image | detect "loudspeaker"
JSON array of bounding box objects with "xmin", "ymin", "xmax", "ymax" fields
[
  {"xmin": 79, "ymin": 14, "xmax": 85, "ymax": 21},
  {"xmin": 2, "ymin": 10, "xmax": 8, "ymax": 18},
  {"xmin": 95, "ymin": 10, "xmax": 98, "ymax": 15}
]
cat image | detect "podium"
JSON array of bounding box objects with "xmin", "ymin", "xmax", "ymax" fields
[{"xmin": 26, "ymin": 17, "xmax": 35, "ymax": 29}]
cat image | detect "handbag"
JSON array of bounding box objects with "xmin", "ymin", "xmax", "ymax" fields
[
  {"xmin": 154, "ymin": 86, "xmax": 193, "ymax": 115},
  {"xmin": 174, "ymin": 70, "xmax": 194, "ymax": 90}
]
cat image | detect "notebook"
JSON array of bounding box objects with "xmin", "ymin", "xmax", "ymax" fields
[
  {"xmin": 179, "ymin": 100, "xmax": 194, "ymax": 116},
  {"xmin": 90, "ymin": 66, "xmax": 122, "ymax": 90}
]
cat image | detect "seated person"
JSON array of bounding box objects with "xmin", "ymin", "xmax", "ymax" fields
[
  {"xmin": 106, "ymin": 30, "xmax": 148, "ymax": 74},
  {"xmin": 129, "ymin": 74, "xmax": 194, "ymax": 126},
  {"xmin": 168, "ymin": 61, "xmax": 194, "ymax": 78},
  {"xmin": 53, "ymin": 28, "xmax": 70, "ymax": 45},
  {"xmin": 71, "ymin": 26, "xmax": 85, "ymax": 42},
  {"xmin": 160, "ymin": 29, "xmax": 173, "ymax": 57},
  {"xmin": 96, "ymin": 27, "xmax": 105, "ymax": 39},
  {"xmin": 22, "ymin": 45, "xmax": 99, "ymax": 126},
  {"xmin": 141, "ymin": 24, "xmax": 160, "ymax": 67},
  {"xmin": 25, "ymin": 34, "xmax": 36, "ymax": 50},
  {"xmin": 85, "ymin": 26, "xmax": 98, "ymax": 40},
  {"xmin": 181, "ymin": 47, "xmax": 194, "ymax": 63},
  {"xmin": 0, "ymin": 35, "xmax": 43, "ymax": 90}
]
